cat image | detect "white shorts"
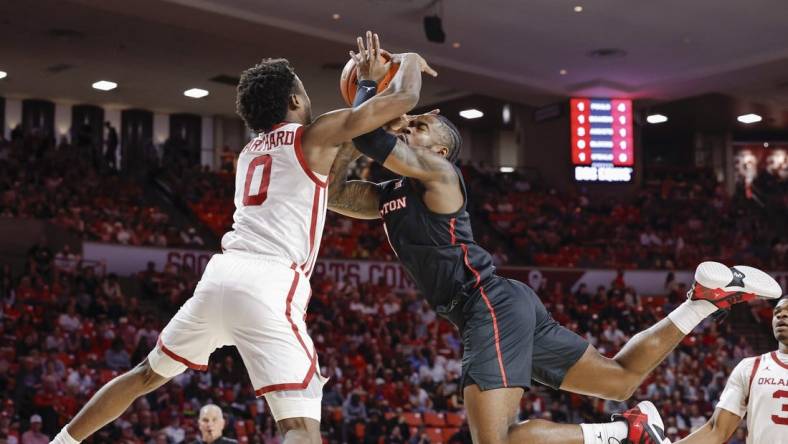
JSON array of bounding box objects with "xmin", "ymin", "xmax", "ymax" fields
[{"xmin": 147, "ymin": 252, "xmax": 325, "ymax": 421}]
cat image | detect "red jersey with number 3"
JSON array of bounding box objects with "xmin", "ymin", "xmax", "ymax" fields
[
  {"xmin": 716, "ymin": 351, "xmax": 788, "ymax": 443},
  {"xmin": 221, "ymin": 122, "xmax": 327, "ymax": 276}
]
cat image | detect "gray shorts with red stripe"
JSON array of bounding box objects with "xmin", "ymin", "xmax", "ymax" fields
[{"xmin": 460, "ymin": 276, "xmax": 589, "ymax": 391}]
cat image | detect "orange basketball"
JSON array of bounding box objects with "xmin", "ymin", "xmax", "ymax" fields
[{"xmin": 339, "ymin": 52, "xmax": 399, "ymax": 106}]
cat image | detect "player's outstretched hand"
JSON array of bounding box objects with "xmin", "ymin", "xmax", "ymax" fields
[
  {"xmin": 390, "ymin": 52, "xmax": 438, "ymax": 77},
  {"xmin": 349, "ymin": 30, "xmax": 391, "ymax": 82}
]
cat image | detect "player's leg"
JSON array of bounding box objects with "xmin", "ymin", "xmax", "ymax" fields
[
  {"xmin": 463, "ymin": 384, "xmax": 667, "ymax": 444},
  {"xmin": 52, "ymin": 257, "xmax": 226, "ymax": 444},
  {"xmin": 463, "ymin": 278, "xmax": 668, "ymax": 443},
  {"xmin": 463, "ymin": 384, "xmax": 581, "ymax": 443},
  {"xmin": 559, "ymin": 262, "xmax": 782, "ymax": 400},
  {"xmin": 277, "ymin": 417, "xmax": 322, "ymax": 444},
  {"xmin": 559, "ymin": 318, "xmax": 683, "ymax": 400},
  {"xmin": 227, "ymin": 258, "xmax": 323, "ymax": 444},
  {"xmin": 51, "ymin": 359, "xmax": 170, "ymax": 443}
]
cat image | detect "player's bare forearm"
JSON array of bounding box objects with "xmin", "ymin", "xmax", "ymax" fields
[
  {"xmin": 328, "ymin": 142, "xmax": 362, "ymax": 192},
  {"xmin": 328, "ymin": 180, "xmax": 381, "ymax": 219},
  {"xmin": 674, "ymin": 409, "xmax": 741, "ymax": 444},
  {"xmin": 327, "ymin": 143, "xmax": 380, "ymax": 220},
  {"xmin": 383, "ymin": 139, "xmax": 456, "ymax": 184}
]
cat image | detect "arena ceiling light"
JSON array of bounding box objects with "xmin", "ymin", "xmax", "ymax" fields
[
  {"xmin": 459, "ymin": 109, "xmax": 484, "ymax": 119},
  {"xmin": 499, "ymin": 166, "xmax": 515, "ymax": 173},
  {"xmin": 646, "ymin": 114, "xmax": 668, "ymax": 124},
  {"xmin": 184, "ymin": 88, "xmax": 209, "ymax": 99},
  {"xmin": 92, "ymin": 80, "xmax": 117, "ymax": 91},
  {"xmin": 502, "ymin": 104, "xmax": 511, "ymax": 124},
  {"xmin": 737, "ymin": 113, "xmax": 762, "ymax": 124},
  {"xmin": 0, "ymin": 71, "xmax": 7, "ymax": 80}
]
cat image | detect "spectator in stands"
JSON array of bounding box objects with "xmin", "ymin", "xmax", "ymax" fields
[
  {"xmin": 180, "ymin": 227, "xmax": 205, "ymax": 247},
  {"xmin": 21, "ymin": 415, "xmax": 48, "ymax": 444},
  {"xmin": 342, "ymin": 393, "xmax": 367, "ymax": 443},
  {"xmin": 161, "ymin": 413, "xmax": 185, "ymax": 444},
  {"xmin": 192, "ymin": 404, "xmax": 236, "ymax": 444},
  {"xmin": 105, "ymin": 337, "xmax": 131, "ymax": 371}
]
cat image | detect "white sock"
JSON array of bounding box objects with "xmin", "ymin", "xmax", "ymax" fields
[
  {"xmin": 667, "ymin": 299, "xmax": 717, "ymax": 334},
  {"xmin": 52, "ymin": 426, "xmax": 80, "ymax": 444},
  {"xmin": 580, "ymin": 421, "xmax": 628, "ymax": 444}
]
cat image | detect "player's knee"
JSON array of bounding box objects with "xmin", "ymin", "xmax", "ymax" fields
[
  {"xmin": 604, "ymin": 373, "xmax": 639, "ymax": 401},
  {"xmin": 278, "ymin": 418, "xmax": 320, "ymax": 444},
  {"xmin": 131, "ymin": 360, "xmax": 168, "ymax": 393}
]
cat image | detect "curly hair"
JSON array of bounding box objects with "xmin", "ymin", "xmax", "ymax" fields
[
  {"xmin": 435, "ymin": 115, "xmax": 463, "ymax": 163},
  {"xmin": 236, "ymin": 58, "xmax": 296, "ymax": 133}
]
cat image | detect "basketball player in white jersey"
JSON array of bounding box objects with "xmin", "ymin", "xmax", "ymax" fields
[
  {"xmin": 675, "ymin": 296, "xmax": 788, "ymax": 444},
  {"xmin": 51, "ymin": 31, "xmax": 437, "ymax": 444}
]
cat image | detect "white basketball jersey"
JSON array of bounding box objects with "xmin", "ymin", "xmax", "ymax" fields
[
  {"xmin": 717, "ymin": 351, "xmax": 788, "ymax": 443},
  {"xmin": 221, "ymin": 122, "xmax": 327, "ymax": 276}
]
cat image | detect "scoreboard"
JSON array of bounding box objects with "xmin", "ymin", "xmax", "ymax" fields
[{"xmin": 570, "ymin": 98, "xmax": 634, "ymax": 182}]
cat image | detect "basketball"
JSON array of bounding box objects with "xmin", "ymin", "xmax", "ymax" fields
[{"xmin": 339, "ymin": 52, "xmax": 399, "ymax": 106}]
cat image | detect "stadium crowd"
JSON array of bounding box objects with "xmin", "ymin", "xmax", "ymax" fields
[
  {"xmin": 0, "ymin": 131, "xmax": 204, "ymax": 249},
  {"xmin": 158, "ymin": 156, "xmax": 788, "ymax": 271},
  {"xmin": 2, "ymin": 129, "xmax": 786, "ymax": 271},
  {"xmin": 0, "ymin": 129, "xmax": 784, "ymax": 444},
  {"xmin": 0, "ymin": 235, "xmax": 770, "ymax": 443}
]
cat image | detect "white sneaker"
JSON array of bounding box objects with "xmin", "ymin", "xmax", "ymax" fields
[{"xmin": 690, "ymin": 261, "xmax": 782, "ymax": 309}]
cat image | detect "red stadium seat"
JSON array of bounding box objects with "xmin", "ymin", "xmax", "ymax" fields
[
  {"xmin": 426, "ymin": 427, "xmax": 444, "ymax": 443},
  {"xmin": 445, "ymin": 412, "xmax": 464, "ymax": 427},
  {"xmin": 423, "ymin": 412, "xmax": 445, "ymax": 427},
  {"xmin": 234, "ymin": 420, "xmax": 247, "ymax": 437},
  {"xmin": 402, "ymin": 412, "xmax": 422, "ymax": 427},
  {"xmin": 444, "ymin": 427, "xmax": 460, "ymax": 440},
  {"xmin": 99, "ymin": 369, "xmax": 117, "ymax": 384}
]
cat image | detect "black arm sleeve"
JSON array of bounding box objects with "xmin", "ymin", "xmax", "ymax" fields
[
  {"xmin": 353, "ymin": 80, "xmax": 378, "ymax": 107},
  {"xmin": 351, "ymin": 80, "xmax": 397, "ymax": 164}
]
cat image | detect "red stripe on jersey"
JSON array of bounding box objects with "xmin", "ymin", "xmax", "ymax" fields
[
  {"xmin": 254, "ymin": 268, "xmax": 317, "ymax": 396},
  {"xmin": 746, "ymin": 354, "xmax": 763, "ymax": 404},
  {"xmin": 284, "ymin": 270, "xmax": 313, "ymax": 359},
  {"xmin": 305, "ymin": 187, "xmax": 328, "ymax": 277},
  {"xmin": 302, "ymin": 186, "xmax": 321, "ymax": 273},
  {"xmin": 479, "ymin": 286, "xmax": 508, "ymax": 387},
  {"xmin": 449, "ymin": 217, "xmax": 507, "ymax": 386},
  {"xmin": 294, "ymin": 126, "xmax": 327, "ymax": 187},
  {"xmin": 460, "ymin": 244, "xmax": 482, "ymax": 287},
  {"xmin": 772, "ymin": 352, "xmax": 788, "ymax": 370},
  {"xmin": 254, "ymin": 360, "xmax": 316, "ymax": 396},
  {"xmin": 157, "ymin": 338, "xmax": 208, "ymax": 371}
]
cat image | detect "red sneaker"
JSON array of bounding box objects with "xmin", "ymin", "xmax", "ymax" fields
[
  {"xmin": 690, "ymin": 261, "xmax": 782, "ymax": 309},
  {"xmin": 612, "ymin": 401, "xmax": 667, "ymax": 444}
]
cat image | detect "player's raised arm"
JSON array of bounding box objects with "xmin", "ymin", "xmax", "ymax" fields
[
  {"xmin": 350, "ymin": 111, "xmax": 463, "ymax": 214},
  {"xmin": 326, "ymin": 142, "xmax": 382, "ymax": 219},
  {"xmin": 673, "ymin": 408, "xmax": 742, "ymax": 444},
  {"xmin": 301, "ymin": 31, "xmax": 436, "ymax": 170}
]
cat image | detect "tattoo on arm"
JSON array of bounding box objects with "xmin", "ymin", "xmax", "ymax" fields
[
  {"xmin": 386, "ymin": 140, "xmax": 456, "ymax": 184},
  {"xmin": 328, "ymin": 181, "xmax": 381, "ymax": 219},
  {"xmin": 327, "ymin": 142, "xmax": 381, "ymax": 219}
]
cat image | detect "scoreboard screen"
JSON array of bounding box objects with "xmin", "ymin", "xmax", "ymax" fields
[{"xmin": 570, "ymin": 98, "xmax": 634, "ymax": 182}]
